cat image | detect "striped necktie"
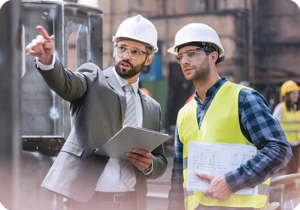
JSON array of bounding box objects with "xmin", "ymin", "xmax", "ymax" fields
[{"xmin": 120, "ymin": 84, "xmax": 137, "ymax": 190}]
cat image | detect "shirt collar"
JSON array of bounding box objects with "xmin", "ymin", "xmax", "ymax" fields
[
  {"xmin": 194, "ymin": 77, "xmax": 228, "ymax": 103},
  {"xmin": 112, "ymin": 67, "xmax": 139, "ymax": 96}
]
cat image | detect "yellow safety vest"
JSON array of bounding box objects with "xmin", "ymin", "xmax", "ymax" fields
[
  {"xmin": 278, "ymin": 102, "xmax": 300, "ymax": 143},
  {"xmin": 177, "ymin": 81, "xmax": 270, "ymax": 210}
]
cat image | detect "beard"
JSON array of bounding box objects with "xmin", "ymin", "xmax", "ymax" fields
[
  {"xmin": 114, "ymin": 59, "xmax": 146, "ymax": 79},
  {"xmin": 183, "ymin": 57, "xmax": 210, "ymax": 82}
]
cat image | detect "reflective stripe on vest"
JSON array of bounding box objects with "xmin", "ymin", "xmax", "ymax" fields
[
  {"xmin": 282, "ymin": 130, "xmax": 299, "ymax": 133},
  {"xmin": 279, "ymin": 102, "xmax": 300, "ymax": 143},
  {"xmin": 280, "ymin": 121, "xmax": 299, "ymax": 124},
  {"xmin": 177, "ymin": 81, "xmax": 270, "ymax": 210}
]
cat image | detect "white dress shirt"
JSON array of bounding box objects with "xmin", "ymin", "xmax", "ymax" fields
[
  {"xmin": 95, "ymin": 67, "xmax": 144, "ymax": 192},
  {"xmin": 36, "ymin": 58, "xmax": 153, "ymax": 192}
]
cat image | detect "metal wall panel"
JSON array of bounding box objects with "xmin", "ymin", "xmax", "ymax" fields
[{"xmin": 21, "ymin": 1, "xmax": 103, "ymax": 138}]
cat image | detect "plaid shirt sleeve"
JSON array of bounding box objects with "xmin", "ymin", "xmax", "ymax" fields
[
  {"xmin": 224, "ymin": 89, "xmax": 292, "ymax": 193},
  {"xmin": 168, "ymin": 124, "xmax": 185, "ymax": 210}
]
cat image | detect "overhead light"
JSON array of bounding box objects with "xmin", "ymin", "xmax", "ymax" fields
[{"xmin": 291, "ymin": 0, "xmax": 300, "ymax": 9}]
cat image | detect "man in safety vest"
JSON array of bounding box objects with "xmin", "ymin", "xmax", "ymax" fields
[{"xmin": 167, "ymin": 23, "xmax": 292, "ymax": 210}]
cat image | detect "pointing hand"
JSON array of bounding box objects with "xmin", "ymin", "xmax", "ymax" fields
[{"xmin": 25, "ymin": 26, "xmax": 54, "ymax": 65}]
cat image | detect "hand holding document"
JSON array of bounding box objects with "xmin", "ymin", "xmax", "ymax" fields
[
  {"xmin": 187, "ymin": 141, "xmax": 257, "ymax": 195},
  {"xmin": 196, "ymin": 173, "xmax": 232, "ymax": 201},
  {"xmin": 94, "ymin": 126, "xmax": 170, "ymax": 160},
  {"xmin": 125, "ymin": 148, "xmax": 154, "ymax": 171}
]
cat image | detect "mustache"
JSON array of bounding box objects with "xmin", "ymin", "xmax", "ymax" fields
[
  {"xmin": 117, "ymin": 59, "xmax": 133, "ymax": 69},
  {"xmin": 182, "ymin": 64, "xmax": 195, "ymax": 69}
]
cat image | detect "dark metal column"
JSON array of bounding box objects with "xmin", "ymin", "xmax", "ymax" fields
[
  {"xmin": 0, "ymin": 0, "xmax": 21, "ymax": 209},
  {"xmin": 89, "ymin": 14, "xmax": 103, "ymax": 69}
]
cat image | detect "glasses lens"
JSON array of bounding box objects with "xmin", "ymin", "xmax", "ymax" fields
[
  {"xmin": 176, "ymin": 49, "xmax": 202, "ymax": 64},
  {"xmin": 116, "ymin": 45, "xmax": 126, "ymax": 54},
  {"xmin": 115, "ymin": 45, "xmax": 143, "ymax": 59},
  {"xmin": 129, "ymin": 49, "xmax": 142, "ymax": 59},
  {"xmin": 187, "ymin": 50, "xmax": 200, "ymax": 59}
]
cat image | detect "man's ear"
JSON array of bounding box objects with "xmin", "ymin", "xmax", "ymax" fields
[
  {"xmin": 144, "ymin": 54, "xmax": 155, "ymax": 66},
  {"xmin": 209, "ymin": 51, "xmax": 218, "ymax": 65}
]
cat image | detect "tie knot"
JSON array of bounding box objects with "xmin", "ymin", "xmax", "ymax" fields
[{"xmin": 123, "ymin": 84, "xmax": 132, "ymax": 92}]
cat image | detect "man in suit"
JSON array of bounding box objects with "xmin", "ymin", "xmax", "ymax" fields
[{"xmin": 26, "ymin": 15, "xmax": 167, "ymax": 210}]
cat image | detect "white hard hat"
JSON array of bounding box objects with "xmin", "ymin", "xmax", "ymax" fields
[
  {"xmin": 112, "ymin": 15, "xmax": 158, "ymax": 53},
  {"xmin": 168, "ymin": 23, "xmax": 225, "ymax": 57}
]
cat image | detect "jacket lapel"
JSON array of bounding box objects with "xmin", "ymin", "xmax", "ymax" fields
[
  {"xmin": 103, "ymin": 67, "xmax": 151, "ymax": 129},
  {"xmin": 103, "ymin": 67, "xmax": 126, "ymax": 123},
  {"xmin": 139, "ymin": 89, "xmax": 151, "ymax": 129}
]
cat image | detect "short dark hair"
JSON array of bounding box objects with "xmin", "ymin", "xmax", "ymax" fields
[{"xmin": 116, "ymin": 37, "xmax": 153, "ymax": 54}]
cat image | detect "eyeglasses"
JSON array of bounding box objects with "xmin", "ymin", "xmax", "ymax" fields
[
  {"xmin": 114, "ymin": 44, "xmax": 149, "ymax": 59},
  {"xmin": 176, "ymin": 47, "xmax": 213, "ymax": 64}
]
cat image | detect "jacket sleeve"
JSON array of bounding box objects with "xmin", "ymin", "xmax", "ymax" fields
[
  {"xmin": 145, "ymin": 106, "xmax": 168, "ymax": 179},
  {"xmin": 37, "ymin": 58, "xmax": 99, "ymax": 102}
]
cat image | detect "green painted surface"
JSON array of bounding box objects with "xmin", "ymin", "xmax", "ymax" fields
[{"xmin": 141, "ymin": 77, "xmax": 169, "ymax": 124}]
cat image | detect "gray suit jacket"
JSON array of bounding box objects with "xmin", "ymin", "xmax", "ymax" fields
[{"xmin": 38, "ymin": 59, "xmax": 167, "ymax": 210}]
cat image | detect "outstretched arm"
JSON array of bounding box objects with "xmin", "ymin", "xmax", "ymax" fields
[
  {"xmin": 26, "ymin": 26, "xmax": 98, "ymax": 101},
  {"xmin": 37, "ymin": 60, "xmax": 98, "ymax": 101}
]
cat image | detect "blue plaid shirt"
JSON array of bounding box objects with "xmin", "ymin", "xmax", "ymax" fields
[{"xmin": 168, "ymin": 77, "xmax": 292, "ymax": 210}]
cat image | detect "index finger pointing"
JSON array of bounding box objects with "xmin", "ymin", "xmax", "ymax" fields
[
  {"xmin": 196, "ymin": 173, "xmax": 214, "ymax": 182},
  {"xmin": 36, "ymin": 26, "xmax": 50, "ymax": 39}
]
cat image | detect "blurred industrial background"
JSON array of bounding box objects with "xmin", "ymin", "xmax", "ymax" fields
[
  {"xmin": 1, "ymin": 0, "xmax": 300, "ymax": 209},
  {"xmin": 95, "ymin": 0, "xmax": 300, "ymax": 136}
]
